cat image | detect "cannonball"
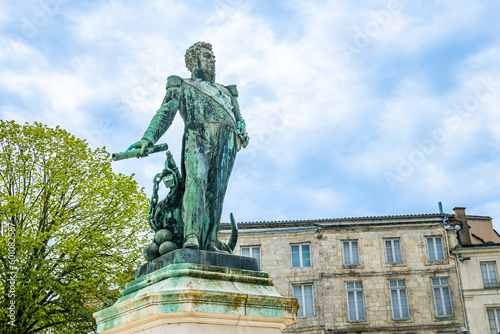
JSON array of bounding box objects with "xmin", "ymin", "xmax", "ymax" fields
[
  {"xmin": 159, "ymin": 241, "xmax": 177, "ymax": 255},
  {"xmin": 143, "ymin": 242, "xmax": 160, "ymax": 261},
  {"xmin": 154, "ymin": 229, "xmax": 173, "ymax": 245}
]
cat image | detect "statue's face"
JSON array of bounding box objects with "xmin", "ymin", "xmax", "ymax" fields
[{"xmin": 196, "ymin": 47, "xmax": 215, "ymax": 80}]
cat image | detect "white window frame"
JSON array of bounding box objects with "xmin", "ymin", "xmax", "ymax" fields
[
  {"xmin": 481, "ymin": 262, "xmax": 499, "ymax": 288},
  {"xmin": 346, "ymin": 281, "xmax": 365, "ymax": 321},
  {"xmin": 384, "ymin": 238, "xmax": 403, "ymax": 264},
  {"xmin": 291, "ymin": 244, "xmax": 311, "ymax": 268},
  {"xmin": 488, "ymin": 308, "xmax": 500, "ymax": 334},
  {"xmin": 426, "ymin": 236, "xmax": 445, "ymax": 261},
  {"xmin": 342, "ymin": 240, "xmax": 360, "ymax": 266},
  {"xmin": 293, "ymin": 284, "xmax": 315, "ymax": 317},
  {"xmin": 389, "ymin": 279, "xmax": 410, "ymax": 320},
  {"xmin": 241, "ymin": 246, "xmax": 261, "ymax": 270},
  {"xmin": 432, "ymin": 277, "xmax": 453, "ymax": 317}
]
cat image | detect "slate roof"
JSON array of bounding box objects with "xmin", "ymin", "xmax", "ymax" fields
[{"xmin": 220, "ymin": 212, "xmax": 449, "ymax": 226}]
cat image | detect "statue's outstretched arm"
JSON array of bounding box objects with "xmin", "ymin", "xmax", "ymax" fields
[{"xmin": 128, "ymin": 76, "xmax": 182, "ymax": 154}]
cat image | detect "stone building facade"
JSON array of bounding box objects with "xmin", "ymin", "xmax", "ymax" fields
[
  {"xmin": 447, "ymin": 208, "xmax": 500, "ymax": 334},
  {"xmin": 220, "ymin": 212, "xmax": 468, "ymax": 333}
]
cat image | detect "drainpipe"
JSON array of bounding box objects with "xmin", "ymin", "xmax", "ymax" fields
[{"xmin": 444, "ymin": 210, "xmax": 470, "ymax": 332}]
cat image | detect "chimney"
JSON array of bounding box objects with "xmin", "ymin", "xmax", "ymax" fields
[{"xmin": 454, "ymin": 207, "xmax": 472, "ymax": 245}]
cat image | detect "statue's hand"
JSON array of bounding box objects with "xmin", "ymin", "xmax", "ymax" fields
[
  {"xmin": 127, "ymin": 139, "xmax": 151, "ymax": 156},
  {"xmin": 236, "ymin": 120, "xmax": 249, "ymax": 148}
]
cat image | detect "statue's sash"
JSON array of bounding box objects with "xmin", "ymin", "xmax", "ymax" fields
[{"xmin": 183, "ymin": 79, "xmax": 236, "ymax": 124}]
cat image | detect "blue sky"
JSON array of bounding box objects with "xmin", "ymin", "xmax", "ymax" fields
[{"xmin": 1, "ymin": 0, "xmax": 500, "ymax": 232}]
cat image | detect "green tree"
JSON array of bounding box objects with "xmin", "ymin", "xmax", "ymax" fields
[{"xmin": 0, "ymin": 121, "xmax": 149, "ymax": 333}]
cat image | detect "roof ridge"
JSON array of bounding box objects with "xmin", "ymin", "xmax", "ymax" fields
[{"xmin": 221, "ymin": 213, "xmax": 447, "ymax": 225}]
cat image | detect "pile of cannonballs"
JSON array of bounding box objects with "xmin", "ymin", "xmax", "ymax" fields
[{"xmin": 143, "ymin": 229, "xmax": 178, "ymax": 261}]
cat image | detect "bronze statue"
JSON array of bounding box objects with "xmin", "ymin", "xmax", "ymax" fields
[{"xmin": 126, "ymin": 42, "xmax": 249, "ymax": 260}]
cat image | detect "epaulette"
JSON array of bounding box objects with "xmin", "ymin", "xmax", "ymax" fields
[
  {"xmin": 225, "ymin": 85, "xmax": 238, "ymax": 97},
  {"xmin": 166, "ymin": 75, "xmax": 182, "ymax": 89}
]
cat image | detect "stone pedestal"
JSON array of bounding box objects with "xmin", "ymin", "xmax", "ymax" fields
[{"xmin": 94, "ymin": 249, "xmax": 298, "ymax": 333}]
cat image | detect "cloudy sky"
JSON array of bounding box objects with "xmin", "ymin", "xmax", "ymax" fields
[{"xmin": 1, "ymin": 0, "xmax": 500, "ymax": 231}]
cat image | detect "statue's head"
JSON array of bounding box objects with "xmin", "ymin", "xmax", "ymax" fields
[{"xmin": 185, "ymin": 42, "xmax": 215, "ymax": 82}]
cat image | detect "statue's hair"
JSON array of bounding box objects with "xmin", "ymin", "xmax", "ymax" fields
[{"xmin": 185, "ymin": 42, "xmax": 213, "ymax": 72}]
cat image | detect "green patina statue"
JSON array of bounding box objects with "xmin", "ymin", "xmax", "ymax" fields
[{"xmin": 126, "ymin": 42, "xmax": 249, "ymax": 261}]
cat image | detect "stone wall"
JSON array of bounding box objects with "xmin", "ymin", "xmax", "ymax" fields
[{"xmin": 452, "ymin": 244, "xmax": 500, "ymax": 333}]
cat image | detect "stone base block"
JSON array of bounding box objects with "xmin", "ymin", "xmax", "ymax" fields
[
  {"xmin": 98, "ymin": 315, "xmax": 286, "ymax": 334},
  {"xmin": 94, "ymin": 262, "xmax": 298, "ymax": 333}
]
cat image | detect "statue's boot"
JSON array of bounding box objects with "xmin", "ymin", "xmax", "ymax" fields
[{"xmin": 183, "ymin": 235, "xmax": 200, "ymax": 249}]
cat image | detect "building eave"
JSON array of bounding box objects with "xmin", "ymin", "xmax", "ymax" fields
[{"xmin": 451, "ymin": 244, "xmax": 500, "ymax": 253}]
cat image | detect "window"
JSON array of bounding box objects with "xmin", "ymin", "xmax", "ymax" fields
[
  {"xmin": 385, "ymin": 239, "xmax": 402, "ymax": 263},
  {"xmin": 241, "ymin": 246, "xmax": 261, "ymax": 270},
  {"xmin": 346, "ymin": 282, "xmax": 365, "ymax": 321},
  {"xmin": 293, "ymin": 284, "xmax": 314, "ymax": 317},
  {"xmin": 488, "ymin": 308, "xmax": 500, "ymax": 334},
  {"xmin": 291, "ymin": 244, "xmax": 311, "ymax": 268},
  {"xmin": 426, "ymin": 237, "xmax": 445, "ymax": 261},
  {"xmin": 432, "ymin": 277, "xmax": 453, "ymax": 317},
  {"xmin": 389, "ymin": 280, "xmax": 409, "ymax": 319},
  {"xmin": 342, "ymin": 241, "xmax": 359, "ymax": 265},
  {"xmin": 481, "ymin": 262, "xmax": 499, "ymax": 288}
]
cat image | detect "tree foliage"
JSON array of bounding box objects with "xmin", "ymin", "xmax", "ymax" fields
[{"xmin": 0, "ymin": 121, "xmax": 149, "ymax": 333}]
